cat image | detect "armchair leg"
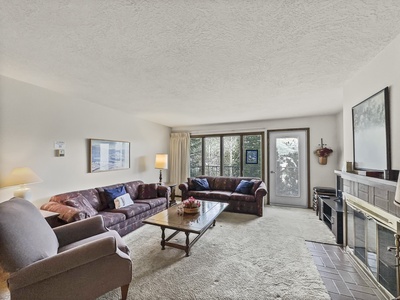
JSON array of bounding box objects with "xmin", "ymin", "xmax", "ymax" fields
[{"xmin": 121, "ymin": 284, "xmax": 129, "ymax": 300}]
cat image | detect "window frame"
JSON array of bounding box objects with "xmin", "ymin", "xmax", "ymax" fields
[{"xmin": 190, "ymin": 132, "xmax": 265, "ymax": 181}]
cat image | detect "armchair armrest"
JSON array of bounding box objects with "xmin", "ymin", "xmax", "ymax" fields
[
  {"xmin": 54, "ymin": 215, "xmax": 108, "ymax": 247},
  {"xmin": 179, "ymin": 183, "xmax": 189, "ymax": 200},
  {"xmin": 9, "ymin": 236, "xmax": 128, "ymax": 290}
]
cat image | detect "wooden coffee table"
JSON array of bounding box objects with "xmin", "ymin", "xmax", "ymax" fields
[{"xmin": 143, "ymin": 200, "xmax": 228, "ymax": 256}]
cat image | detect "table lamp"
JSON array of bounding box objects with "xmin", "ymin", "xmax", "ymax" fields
[
  {"xmin": 155, "ymin": 154, "xmax": 168, "ymax": 184},
  {"xmin": 395, "ymin": 176, "xmax": 400, "ymax": 207},
  {"xmin": 1, "ymin": 167, "xmax": 42, "ymax": 200}
]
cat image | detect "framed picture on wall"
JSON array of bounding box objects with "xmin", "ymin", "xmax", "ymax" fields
[
  {"xmin": 352, "ymin": 87, "xmax": 391, "ymax": 172},
  {"xmin": 90, "ymin": 139, "xmax": 130, "ymax": 173},
  {"xmin": 246, "ymin": 150, "xmax": 258, "ymax": 164}
]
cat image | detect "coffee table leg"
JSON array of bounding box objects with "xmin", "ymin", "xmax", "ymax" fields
[
  {"xmin": 185, "ymin": 232, "xmax": 190, "ymax": 257},
  {"xmin": 212, "ymin": 219, "xmax": 216, "ymax": 227},
  {"xmin": 161, "ymin": 226, "xmax": 166, "ymax": 250}
]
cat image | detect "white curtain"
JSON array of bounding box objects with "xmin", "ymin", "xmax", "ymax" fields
[{"xmin": 169, "ymin": 132, "xmax": 190, "ymax": 196}]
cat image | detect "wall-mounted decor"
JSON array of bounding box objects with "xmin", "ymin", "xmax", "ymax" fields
[
  {"xmin": 314, "ymin": 138, "xmax": 333, "ymax": 165},
  {"xmin": 90, "ymin": 139, "xmax": 130, "ymax": 173},
  {"xmin": 246, "ymin": 150, "xmax": 258, "ymax": 164},
  {"xmin": 352, "ymin": 87, "xmax": 390, "ymax": 173}
]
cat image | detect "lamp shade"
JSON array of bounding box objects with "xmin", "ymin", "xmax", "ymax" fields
[
  {"xmin": 395, "ymin": 177, "xmax": 400, "ymax": 206},
  {"xmin": 155, "ymin": 154, "xmax": 168, "ymax": 169},
  {"xmin": 1, "ymin": 167, "xmax": 42, "ymax": 188}
]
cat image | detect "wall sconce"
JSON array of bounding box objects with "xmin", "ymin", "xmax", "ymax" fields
[
  {"xmin": 1, "ymin": 167, "xmax": 42, "ymax": 200},
  {"xmin": 155, "ymin": 154, "xmax": 168, "ymax": 184}
]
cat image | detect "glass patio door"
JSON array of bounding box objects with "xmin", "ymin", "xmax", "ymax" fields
[{"xmin": 268, "ymin": 129, "xmax": 308, "ymax": 207}]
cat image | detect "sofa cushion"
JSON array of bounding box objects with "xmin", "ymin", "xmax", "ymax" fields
[
  {"xmin": 135, "ymin": 198, "xmax": 167, "ymax": 209},
  {"xmin": 65, "ymin": 194, "xmax": 98, "ymax": 217},
  {"xmin": 138, "ymin": 183, "xmax": 158, "ymax": 199},
  {"xmin": 110, "ymin": 203, "xmax": 150, "ymax": 218},
  {"xmin": 209, "ymin": 190, "xmax": 232, "ymax": 200},
  {"xmin": 193, "ymin": 178, "xmax": 210, "ymax": 191},
  {"xmin": 235, "ymin": 180, "xmax": 254, "ymax": 194},
  {"xmin": 188, "ymin": 190, "xmax": 212, "ymax": 199},
  {"xmin": 114, "ymin": 193, "xmax": 134, "ymax": 209},
  {"xmin": 213, "ymin": 176, "xmax": 238, "ymax": 191},
  {"xmin": 230, "ymin": 192, "xmax": 256, "ymax": 202},
  {"xmin": 104, "ymin": 186, "xmax": 127, "ymax": 209},
  {"xmin": 124, "ymin": 180, "xmax": 143, "ymax": 200},
  {"xmin": 97, "ymin": 211, "xmax": 126, "ymax": 227}
]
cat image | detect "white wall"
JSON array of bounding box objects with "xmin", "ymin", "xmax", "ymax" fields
[
  {"xmin": 343, "ymin": 34, "xmax": 400, "ymax": 171},
  {"xmin": 0, "ymin": 76, "xmax": 171, "ymax": 207},
  {"xmin": 173, "ymin": 114, "xmax": 342, "ymax": 196}
]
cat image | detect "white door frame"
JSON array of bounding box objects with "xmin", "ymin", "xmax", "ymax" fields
[{"xmin": 267, "ymin": 128, "xmax": 311, "ymax": 208}]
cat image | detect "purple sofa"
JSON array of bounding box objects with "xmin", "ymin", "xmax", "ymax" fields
[
  {"xmin": 179, "ymin": 176, "xmax": 267, "ymax": 217},
  {"xmin": 41, "ymin": 180, "xmax": 169, "ymax": 236}
]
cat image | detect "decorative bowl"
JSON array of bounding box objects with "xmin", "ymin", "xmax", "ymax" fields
[{"xmin": 183, "ymin": 207, "xmax": 200, "ymax": 214}]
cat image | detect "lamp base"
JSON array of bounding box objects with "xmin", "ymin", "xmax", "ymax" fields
[
  {"xmin": 14, "ymin": 186, "xmax": 32, "ymax": 201},
  {"xmin": 159, "ymin": 170, "xmax": 163, "ymax": 184}
]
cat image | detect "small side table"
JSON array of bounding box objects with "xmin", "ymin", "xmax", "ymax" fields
[
  {"xmin": 163, "ymin": 182, "xmax": 177, "ymax": 206},
  {"xmin": 40, "ymin": 210, "xmax": 61, "ymax": 228}
]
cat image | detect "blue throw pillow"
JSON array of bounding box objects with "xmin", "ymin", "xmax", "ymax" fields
[
  {"xmin": 104, "ymin": 186, "xmax": 127, "ymax": 209},
  {"xmin": 235, "ymin": 180, "xmax": 254, "ymax": 194},
  {"xmin": 193, "ymin": 178, "xmax": 210, "ymax": 191}
]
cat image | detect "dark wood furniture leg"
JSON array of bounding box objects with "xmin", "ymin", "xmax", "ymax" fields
[
  {"xmin": 185, "ymin": 232, "xmax": 190, "ymax": 256},
  {"xmin": 161, "ymin": 226, "xmax": 166, "ymax": 250},
  {"xmin": 121, "ymin": 284, "xmax": 129, "ymax": 300}
]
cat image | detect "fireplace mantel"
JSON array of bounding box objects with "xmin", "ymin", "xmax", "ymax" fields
[{"xmin": 335, "ymin": 170, "xmax": 399, "ymax": 218}]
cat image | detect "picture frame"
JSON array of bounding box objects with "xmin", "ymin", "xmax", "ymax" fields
[
  {"xmin": 90, "ymin": 139, "xmax": 130, "ymax": 173},
  {"xmin": 352, "ymin": 87, "xmax": 391, "ymax": 172},
  {"xmin": 246, "ymin": 150, "xmax": 258, "ymax": 164}
]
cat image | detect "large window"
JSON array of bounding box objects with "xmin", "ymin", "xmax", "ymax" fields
[{"xmin": 189, "ymin": 133, "xmax": 264, "ymax": 180}]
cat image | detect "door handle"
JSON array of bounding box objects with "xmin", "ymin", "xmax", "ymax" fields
[{"xmin": 270, "ymin": 171, "xmax": 275, "ymax": 174}]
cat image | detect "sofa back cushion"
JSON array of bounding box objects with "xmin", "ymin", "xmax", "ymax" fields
[
  {"xmin": 65, "ymin": 194, "xmax": 98, "ymax": 217},
  {"xmin": 138, "ymin": 183, "xmax": 158, "ymax": 199},
  {"xmin": 0, "ymin": 198, "xmax": 59, "ymax": 272},
  {"xmin": 213, "ymin": 176, "xmax": 238, "ymax": 191},
  {"xmin": 124, "ymin": 180, "xmax": 144, "ymax": 200}
]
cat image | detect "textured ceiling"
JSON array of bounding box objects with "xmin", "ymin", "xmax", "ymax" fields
[{"xmin": 1, "ymin": 1, "xmax": 400, "ymax": 127}]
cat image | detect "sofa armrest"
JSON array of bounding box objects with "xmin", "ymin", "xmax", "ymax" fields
[
  {"xmin": 157, "ymin": 185, "xmax": 170, "ymax": 200},
  {"xmin": 40, "ymin": 202, "xmax": 86, "ymax": 223},
  {"xmin": 179, "ymin": 183, "xmax": 189, "ymax": 200},
  {"xmin": 9, "ymin": 236, "xmax": 128, "ymax": 290},
  {"xmin": 255, "ymin": 181, "xmax": 268, "ymax": 199},
  {"xmin": 53, "ymin": 215, "xmax": 108, "ymax": 247}
]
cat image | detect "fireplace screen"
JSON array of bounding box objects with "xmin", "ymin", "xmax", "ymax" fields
[{"xmin": 347, "ymin": 203, "xmax": 399, "ymax": 297}]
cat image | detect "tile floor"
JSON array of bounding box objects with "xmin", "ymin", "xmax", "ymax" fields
[{"xmin": 306, "ymin": 241, "xmax": 388, "ymax": 300}]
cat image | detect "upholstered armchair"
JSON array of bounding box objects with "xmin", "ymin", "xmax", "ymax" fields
[{"xmin": 0, "ymin": 198, "xmax": 132, "ymax": 300}]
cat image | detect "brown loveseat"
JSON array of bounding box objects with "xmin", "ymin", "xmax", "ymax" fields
[
  {"xmin": 41, "ymin": 180, "xmax": 169, "ymax": 236},
  {"xmin": 179, "ymin": 176, "xmax": 267, "ymax": 216}
]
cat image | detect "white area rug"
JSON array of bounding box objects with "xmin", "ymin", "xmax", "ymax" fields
[{"xmin": 0, "ymin": 206, "xmax": 336, "ymax": 300}]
